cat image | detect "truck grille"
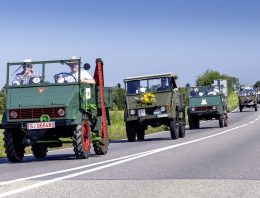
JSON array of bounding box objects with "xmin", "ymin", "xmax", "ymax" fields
[{"xmin": 9, "ymin": 107, "xmax": 65, "ymax": 120}]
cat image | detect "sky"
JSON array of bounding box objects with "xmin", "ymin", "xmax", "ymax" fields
[{"xmin": 0, "ymin": 0, "xmax": 260, "ymax": 88}]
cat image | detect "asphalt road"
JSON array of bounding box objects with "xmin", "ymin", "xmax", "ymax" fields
[{"xmin": 0, "ymin": 108, "xmax": 260, "ymax": 197}]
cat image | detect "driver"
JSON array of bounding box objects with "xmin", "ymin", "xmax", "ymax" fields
[
  {"xmin": 57, "ymin": 56, "xmax": 95, "ymax": 84},
  {"xmin": 157, "ymin": 78, "xmax": 169, "ymax": 91},
  {"xmin": 12, "ymin": 59, "xmax": 41, "ymax": 85}
]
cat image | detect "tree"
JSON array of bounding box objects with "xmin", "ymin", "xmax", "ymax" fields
[
  {"xmin": 196, "ymin": 69, "xmax": 221, "ymax": 86},
  {"xmin": 112, "ymin": 83, "xmax": 125, "ymax": 110},
  {"xmin": 0, "ymin": 90, "xmax": 6, "ymax": 114},
  {"xmin": 253, "ymin": 81, "xmax": 260, "ymax": 89}
]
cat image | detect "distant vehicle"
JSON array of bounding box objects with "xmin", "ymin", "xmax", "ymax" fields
[
  {"xmin": 257, "ymin": 91, "xmax": 260, "ymax": 104},
  {"xmin": 238, "ymin": 88, "xmax": 258, "ymax": 112},
  {"xmin": 124, "ymin": 73, "xmax": 185, "ymax": 142},
  {"xmin": 0, "ymin": 58, "xmax": 112, "ymax": 162},
  {"xmin": 187, "ymin": 80, "xmax": 228, "ymax": 129}
]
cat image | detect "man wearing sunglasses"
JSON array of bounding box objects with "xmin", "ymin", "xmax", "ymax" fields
[{"xmin": 12, "ymin": 59, "xmax": 41, "ymax": 85}]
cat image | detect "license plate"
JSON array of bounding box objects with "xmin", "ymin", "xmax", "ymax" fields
[
  {"xmin": 138, "ymin": 109, "xmax": 146, "ymax": 117},
  {"xmin": 27, "ymin": 122, "xmax": 55, "ymax": 130}
]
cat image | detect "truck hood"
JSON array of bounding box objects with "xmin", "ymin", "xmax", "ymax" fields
[
  {"xmin": 189, "ymin": 95, "xmax": 222, "ymax": 107},
  {"xmin": 7, "ymin": 85, "xmax": 78, "ymax": 109}
]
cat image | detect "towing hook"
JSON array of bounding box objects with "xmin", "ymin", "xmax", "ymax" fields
[{"xmin": 23, "ymin": 135, "xmax": 31, "ymax": 146}]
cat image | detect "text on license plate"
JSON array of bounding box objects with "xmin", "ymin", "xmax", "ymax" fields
[
  {"xmin": 138, "ymin": 109, "xmax": 146, "ymax": 117},
  {"xmin": 27, "ymin": 122, "xmax": 55, "ymax": 130}
]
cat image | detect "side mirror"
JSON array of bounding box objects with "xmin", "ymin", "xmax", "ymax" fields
[{"xmin": 83, "ymin": 63, "xmax": 91, "ymax": 70}]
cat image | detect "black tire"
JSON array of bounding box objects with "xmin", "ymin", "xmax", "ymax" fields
[
  {"xmin": 179, "ymin": 123, "xmax": 185, "ymax": 138},
  {"xmin": 73, "ymin": 119, "xmax": 91, "ymax": 159},
  {"xmin": 240, "ymin": 106, "xmax": 243, "ymax": 112},
  {"xmin": 224, "ymin": 116, "xmax": 228, "ymax": 127},
  {"xmin": 137, "ymin": 127, "xmax": 145, "ymax": 141},
  {"xmin": 188, "ymin": 116, "xmax": 195, "ymax": 130},
  {"xmin": 3, "ymin": 129, "xmax": 25, "ymax": 162},
  {"xmin": 31, "ymin": 144, "xmax": 48, "ymax": 158},
  {"xmin": 94, "ymin": 143, "xmax": 108, "ymax": 155},
  {"xmin": 126, "ymin": 122, "xmax": 137, "ymax": 142},
  {"xmin": 255, "ymin": 104, "xmax": 258, "ymax": 111},
  {"xmin": 170, "ymin": 120, "xmax": 179, "ymax": 139},
  {"xmin": 219, "ymin": 115, "xmax": 225, "ymax": 128},
  {"xmin": 194, "ymin": 117, "xmax": 200, "ymax": 129}
]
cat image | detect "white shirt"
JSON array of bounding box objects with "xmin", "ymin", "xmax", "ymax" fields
[{"xmin": 57, "ymin": 70, "xmax": 93, "ymax": 83}]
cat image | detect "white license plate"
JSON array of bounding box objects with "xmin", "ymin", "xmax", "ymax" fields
[
  {"xmin": 27, "ymin": 122, "xmax": 55, "ymax": 130},
  {"xmin": 138, "ymin": 109, "xmax": 146, "ymax": 117}
]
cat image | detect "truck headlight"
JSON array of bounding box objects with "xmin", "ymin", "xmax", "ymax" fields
[
  {"xmin": 10, "ymin": 111, "xmax": 18, "ymax": 118},
  {"xmin": 212, "ymin": 106, "xmax": 217, "ymax": 110},
  {"xmin": 160, "ymin": 106, "xmax": 166, "ymax": 112},
  {"xmin": 58, "ymin": 108, "xmax": 65, "ymax": 116},
  {"xmin": 191, "ymin": 107, "xmax": 195, "ymax": 112},
  {"xmin": 129, "ymin": 109, "xmax": 136, "ymax": 115}
]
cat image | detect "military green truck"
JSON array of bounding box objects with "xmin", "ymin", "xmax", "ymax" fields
[
  {"xmin": 124, "ymin": 73, "xmax": 185, "ymax": 142},
  {"xmin": 0, "ymin": 58, "xmax": 112, "ymax": 162},
  {"xmin": 238, "ymin": 88, "xmax": 258, "ymax": 112},
  {"xmin": 187, "ymin": 80, "xmax": 228, "ymax": 129}
]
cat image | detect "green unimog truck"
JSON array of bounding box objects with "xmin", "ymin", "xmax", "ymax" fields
[
  {"xmin": 124, "ymin": 73, "xmax": 186, "ymax": 142},
  {"xmin": 0, "ymin": 58, "xmax": 112, "ymax": 162},
  {"xmin": 187, "ymin": 80, "xmax": 228, "ymax": 129},
  {"xmin": 238, "ymin": 88, "xmax": 258, "ymax": 112}
]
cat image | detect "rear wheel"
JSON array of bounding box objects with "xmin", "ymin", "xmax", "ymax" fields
[
  {"xmin": 31, "ymin": 144, "xmax": 48, "ymax": 158},
  {"xmin": 219, "ymin": 115, "xmax": 225, "ymax": 128},
  {"xmin": 179, "ymin": 122, "xmax": 185, "ymax": 138},
  {"xmin": 126, "ymin": 122, "xmax": 137, "ymax": 142},
  {"xmin": 137, "ymin": 127, "xmax": 145, "ymax": 141},
  {"xmin": 224, "ymin": 115, "xmax": 228, "ymax": 127},
  {"xmin": 188, "ymin": 116, "xmax": 195, "ymax": 130},
  {"xmin": 73, "ymin": 119, "xmax": 91, "ymax": 159},
  {"xmin": 170, "ymin": 120, "xmax": 179, "ymax": 139},
  {"xmin": 3, "ymin": 129, "xmax": 25, "ymax": 162}
]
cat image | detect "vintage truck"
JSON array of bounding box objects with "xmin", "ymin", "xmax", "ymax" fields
[
  {"xmin": 187, "ymin": 80, "xmax": 228, "ymax": 129},
  {"xmin": 238, "ymin": 88, "xmax": 258, "ymax": 112},
  {"xmin": 0, "ymin": 58, "xmax": 112, "ymax": 162},
  {"xmin": 124, "ymin": 73, "xmax": 186, "ymax": 142}
]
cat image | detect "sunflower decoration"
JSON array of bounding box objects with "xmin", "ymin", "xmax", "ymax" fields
[{"xmin": 136, "ymin": 92, "xmax": 156, "ymax": 106}]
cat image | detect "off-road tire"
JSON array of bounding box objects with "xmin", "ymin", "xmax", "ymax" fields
[
  {"xmin": 3, "ymin": 129, "xmax": 25, "ymax": 162},
  {"xmin": 31, "ymin": 144, "xmax": 48, "ymax": 158},
  {"xmin": 240, "ymin": 106, "xmax": 243, "ymax": 112},
  {"xmin": 188, "ymin": 116, "xmax": 195, "ymax": 130},
  {"xmin": 170, "ymin": 120, "xmax": 179, "ymax": 139},
  {"xmin": 179, "ymin": 123, "xmax": 186, "ymax": 138},
  {"xmin": 126, "ymin": 122, "xmax": 137, "ymax": 142},
  {"xmin": 137, "ymin": 127, "xmax": 145, "ymax": 141},
  {"xmin": 219, "ymin": 115, "xmax": 225, "ymax": 128},
  {"xmin": 224, "ymin": 115, "xmax": 228, "ymax": 127},
  {"xmin": 194, "ymin": 117, "xmax": 200, "ymax": 129},
  {"xmin": 73, "ymin": 119, "xmax": 91, "ymax": 159},
  {"xmin": 255, "ymin": 104, "xmax": 258, "ymax": 111},
  {"xmin": 94, "ymin": 143, "xmax": 108, "ymax": 155}
]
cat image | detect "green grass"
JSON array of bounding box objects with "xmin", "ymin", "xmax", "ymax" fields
[{"xmin": 227, "ymin": 91, "xmax": 239, "ymax": 112}]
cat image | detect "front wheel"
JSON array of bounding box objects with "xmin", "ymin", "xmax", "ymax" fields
[
  {"xmin": 170, "ymin": 120, "xmax": 179, "ymax": 139},
  {"xmin": 3, "ymin": 129, "xmax": 25, "ymax": 162},
  {"xmin": 137, "ymin": 127, "xmax": 145, "ymax": 141},
  {"xmin": 73, "ymin": 119, "xmax": 91, "ymax": 159},
  {"xmin": 255, "ymin": 104, "xmax": 258, "ymax": 111},
  {"xmin": 126, "ymin": 122, "xmax": 137, "ymax": 142},
  {"xmin": 219, "ymin": 115, "xmax": 225, "ymax": 128}
]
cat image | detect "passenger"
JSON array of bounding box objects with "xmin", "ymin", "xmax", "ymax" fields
[
  {"xmin": 12, "ymin": 59, "xmax": 41, "ymax": 85},
  {"xmin": 57, "ymin": 56, "xmax": 96, "ymax": 84}
]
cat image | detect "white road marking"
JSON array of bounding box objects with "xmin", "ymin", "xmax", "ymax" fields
[
  {"xmin": 0, "ymin": 123, "xmax": 248, "ymax": 197},
  {"xmin": 249, "ymin": 121, "xmax": 255, "ymax": 124}
]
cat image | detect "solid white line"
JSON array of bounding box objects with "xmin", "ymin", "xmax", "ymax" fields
[
  {"xmin": 249, "ymin": 121, "xmax": 255, "ymax": 124},
  {"xmin": 0, "ymin": 123, "xmax": 248, "ymax": 197},
  {"xmin": 0, "ymin": 149, "xmax": 156, "ymax": 186}
]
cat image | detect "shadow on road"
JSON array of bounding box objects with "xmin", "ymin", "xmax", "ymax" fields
[{"xmin": 110, "ymin": 137, "xmax": 172, "ymax": 144}]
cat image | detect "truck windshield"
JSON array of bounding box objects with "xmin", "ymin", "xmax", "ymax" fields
[
  {"xmin": 189, "ymin": 85, "xmax": 220, "ymax": 97},
  {"xmin": 7, "ymin": 60, "xmax": 84, "ymax": 86},
  {"xmin": 126, "ymin": 77, "xmax": 172, "ymax": 94}
]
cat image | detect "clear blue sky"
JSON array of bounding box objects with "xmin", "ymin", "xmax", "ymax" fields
[{"xmin": 1, "ymin": 0, "xmax": 259, "ymax": 88}]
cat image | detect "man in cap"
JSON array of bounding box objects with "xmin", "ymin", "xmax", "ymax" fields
[
  {"xmin": 57, "ymin": 56, "xmax": 95, "ymax": 84},
  {"xmin": 12, "ymin": 59, "xmax": 41, "ymax": 85}
]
